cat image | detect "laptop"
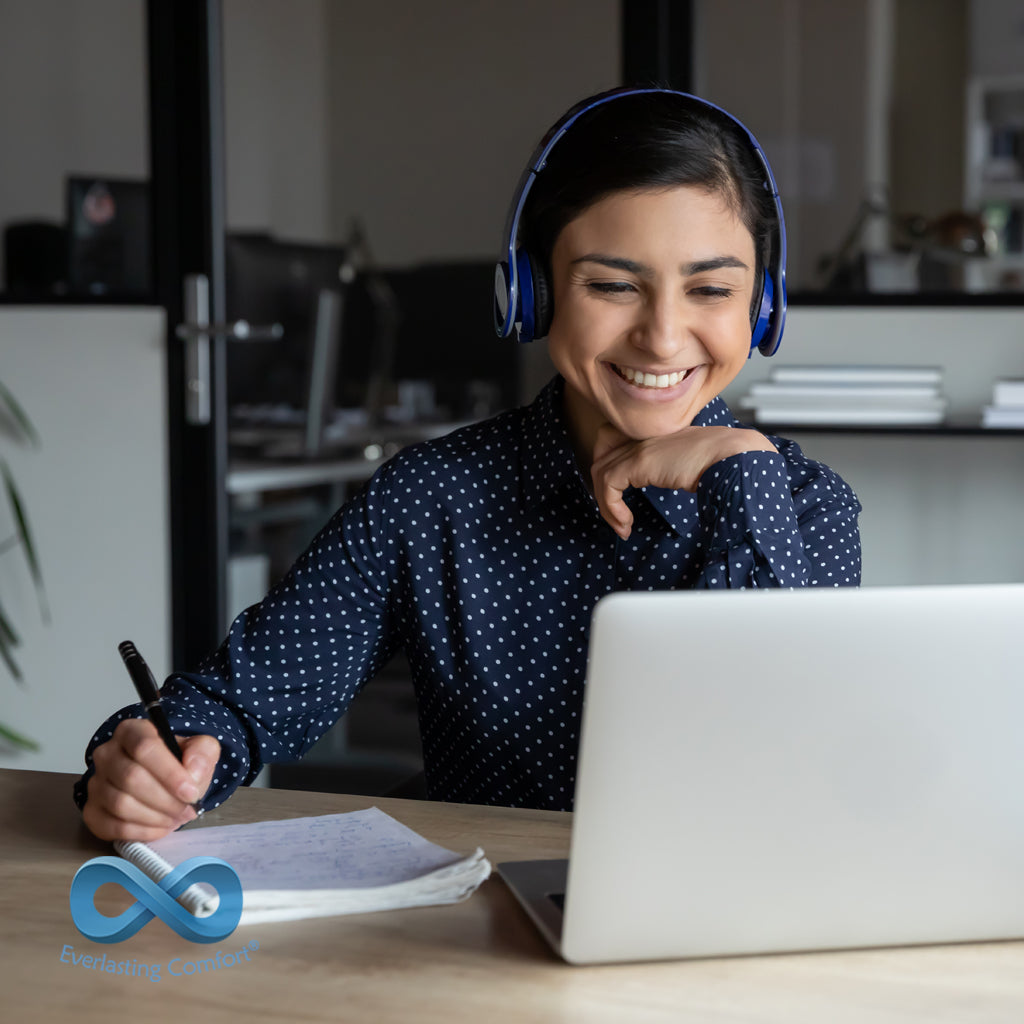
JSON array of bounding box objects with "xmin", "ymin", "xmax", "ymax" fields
[{"xmin": 498, "ymin": 583, "xmax": 1024, "ymax": 964}]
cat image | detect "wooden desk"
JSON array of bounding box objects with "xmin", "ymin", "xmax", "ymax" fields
[{"xmin": 3, "ymin": 769, "xmax": 1023, "ymax": 1023}]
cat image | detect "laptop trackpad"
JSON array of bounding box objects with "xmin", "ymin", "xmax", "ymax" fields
[{"xmin": 497, "ymin": 859, "xmax": 569, "ymax": 953}]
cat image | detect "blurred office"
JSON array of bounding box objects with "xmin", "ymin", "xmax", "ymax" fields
[{"xmin": 2, "ymin": 0, "xmax": 1023, "ymax": 780}]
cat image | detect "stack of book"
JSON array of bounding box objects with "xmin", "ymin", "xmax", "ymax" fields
[
  {"xmin": 982, "ymin": 379, "xmax": 1024, "ymax": 428},
  {"xmin": 738, "ymin": 365, "xmax": 947, "ymax": 426}
]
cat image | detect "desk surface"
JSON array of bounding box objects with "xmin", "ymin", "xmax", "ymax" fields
[{"xmin": 3, "ymin": 769, "xmax": 1023, "ymax": 1023}]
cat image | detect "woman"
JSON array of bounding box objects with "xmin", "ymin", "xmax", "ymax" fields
[{"xmin": 77, "ymin": 87, "xmax": 861, "ymax": 840}]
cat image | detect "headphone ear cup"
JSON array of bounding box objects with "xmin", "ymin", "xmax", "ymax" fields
[
  {"xmin": 493, "ymin": 260, "xmax": 513, "ymax": 336},
  {"xmin": 750, "ymin": 273, "xmax": 774, "ymax": 352},
  {"xmin": 528, "ymin": 253, "xmax": 553, "ymax": 340}
]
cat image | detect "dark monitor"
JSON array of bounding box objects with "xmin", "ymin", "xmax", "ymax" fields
[
  {"xmin": 66, "ymin": 176, "xmax": 152, "ymax": 298},
  {"xmin": 224, "ymin": 232, "xmax": 354, "ymax": 412},
  {"xmin": 340, "ymin": 260, "xmax": 520, "ymax": 419},
  {"xmin": 226, "ymin": 235, "xmax": 519, "ymax": 420}
]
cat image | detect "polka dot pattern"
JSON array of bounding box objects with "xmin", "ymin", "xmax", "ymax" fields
[{"xmin": 75, "ymin": 377, "xmax": 861, "ymax": 814}]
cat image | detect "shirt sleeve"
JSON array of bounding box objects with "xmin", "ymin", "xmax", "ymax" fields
[
  {"xmin": 74, "ymin": 466, "xmax": 402, "ymax": 814},
  {"xmin": 693, "ymin": 441, "xmax": 861, "ymax": 589}
]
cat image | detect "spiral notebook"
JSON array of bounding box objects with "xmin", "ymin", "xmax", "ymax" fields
[{"xmin": 114, "ymin": 806, "xmax": 491, "ymax": 925}]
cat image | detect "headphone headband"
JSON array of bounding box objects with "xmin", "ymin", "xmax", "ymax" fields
[{"xmin": 494, "ymin": 86, "xmax": 788, "ymax": 357}]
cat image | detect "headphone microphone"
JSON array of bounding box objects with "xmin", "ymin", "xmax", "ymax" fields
[{"xmin": 493, "ymin": 87, "xmax": 788, "ymax": 357}]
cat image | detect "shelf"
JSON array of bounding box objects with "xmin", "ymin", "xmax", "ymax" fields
[
  {"xmin": 965, "ymin": 74, "xmax": 1024, "ymax": 236},
  {"xmin": 752, "ymin": 422, "xmax": 1024, "ymax": 437},
  {"xmin": 975, "ymin": 180, "xmax": 1024, "ymax": 202}
]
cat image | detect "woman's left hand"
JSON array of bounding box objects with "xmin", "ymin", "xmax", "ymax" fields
[{"xmin": 591, "ymin": 424, "xmax": 777, "ymax": 539}]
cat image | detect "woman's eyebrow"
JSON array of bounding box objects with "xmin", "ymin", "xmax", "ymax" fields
[
  {"xmin": 570, "ymin": 254, "xmax": 653, "ymax": 277},
  {"xmin": 682, "ymin": 255, "xmax": 750, "ymax": 274},
  {"xmin": 571, "ymin": 253, "xmax": 750, "ymax": 276}
]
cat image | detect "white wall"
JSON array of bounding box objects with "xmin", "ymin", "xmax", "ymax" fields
[
  {"xmin": 222, "ymin": 0, "xmax": 333, "ymax": 241},
  {"xmin": 694, "ymin": 0, "xmax": 871, "ymax": 291},
  {"xmin": 890, "ymin": 0, "xmax": 966, "ymax": 220},
  {"xmin": 0, "ymin": 309, "xmax": 170, "ymax": 772},
  {"xmin": 0, "ymin": 0, "xmax": 148, "ymax": 285},
  {"xmin": 225, "ymin": 0, "xmax": 621, "ymax": 257},
  {"xmin": 0, "ymin": 0, "xmax": 338, "ymax": 259},
  {"xmin": 969, "ymin": 0, "xmax": 1024, "ymax": 75},
  {"xmin": 767, "ymin": 430, "xmax": 1024, "ymax": 586},
  {"xmin": 323, "ymin": 0, "xmax": 621, "ymax": 264}
]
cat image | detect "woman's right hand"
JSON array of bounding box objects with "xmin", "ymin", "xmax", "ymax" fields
[{"xmin": 81, "ymin": 718, "xmax": 221, "ymax": 842}]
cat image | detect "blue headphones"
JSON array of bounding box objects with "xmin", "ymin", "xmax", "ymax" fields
[{"xmin": 493, "ymin": 86, "xmax": 787, "ymax": 357}]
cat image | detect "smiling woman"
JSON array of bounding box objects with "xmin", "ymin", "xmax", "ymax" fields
[
  {"xmin": 551, "ymin": 189, "xmax": 758, "ymax": 439},
  {"xmin": 505, "ymin": 89, "xmax": 793, "ymax": 536},
  {"xmin": 548, "ymin": 186, "xmax": 779, "ymax": 535},
  {"xmin": 74, "ymin": 88, "xmax": 862, "ymax": 834}
]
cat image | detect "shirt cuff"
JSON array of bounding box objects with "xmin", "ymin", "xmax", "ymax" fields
[
  {"xmin": 73, "ymin": 692, "xmax": 257, "ymax": 815},
  {"xmin": 696, "ymin": 451, "xmax": 809, "ymax": 587}
]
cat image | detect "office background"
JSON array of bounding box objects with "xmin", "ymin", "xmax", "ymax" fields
[{"xmin": 1, "ymin": 0, "xmax": 1023, "ymax": 778}]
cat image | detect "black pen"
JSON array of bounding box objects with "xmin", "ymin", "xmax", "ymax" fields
[{"xmin": 117, "ymin": 640, "xmax": 203, "ymax": 815}]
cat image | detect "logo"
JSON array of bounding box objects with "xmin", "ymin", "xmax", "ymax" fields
[{"xmin": 70, "ymin": 856, "xmax": 243, "ymax": 944}]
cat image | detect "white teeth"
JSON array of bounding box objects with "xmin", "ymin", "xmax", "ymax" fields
[{"xmin": 620, "ymin": 367, "xmax": 687, "ymax": 389}]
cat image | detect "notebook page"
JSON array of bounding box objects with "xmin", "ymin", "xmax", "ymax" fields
[{"xmin": 147, "ymin": 807, "xmax": 465, "ymax": 891}]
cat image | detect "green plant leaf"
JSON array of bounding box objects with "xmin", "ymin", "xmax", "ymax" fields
[
  {"xmin": 0, "ymin": 720, "xmax": 39, "ymax": 751},
  {"xmin": 0, "ymin": 379, "xmax": 39, "ymax": 447},
  {"xmin": 0, "ymin": 597, "xmax": 21, "ymax": 645},
  {"xmin": 0, "ymin": 599, "xmax": 23, "ymax": 682},
  {"xmin": 0, "ymin": 640, "xmax": 22, "ymax": 682},
  {"xmin": 0, "ymin": 459, "xmax": 49, "ymax": 623}
]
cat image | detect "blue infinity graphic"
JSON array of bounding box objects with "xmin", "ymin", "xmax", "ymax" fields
[{"xmin": 69, "ymin": 856, "xmax": 243, "ymax": 944}]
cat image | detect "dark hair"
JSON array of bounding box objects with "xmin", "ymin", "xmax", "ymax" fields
[{"xmin": 520, "ymin": 91, "xmax": 778, "ymax": 306}]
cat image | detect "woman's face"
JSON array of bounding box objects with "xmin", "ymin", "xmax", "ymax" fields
[{"xmin": 546, "ymin": 184, "xmax": 757, "ymax": 460}]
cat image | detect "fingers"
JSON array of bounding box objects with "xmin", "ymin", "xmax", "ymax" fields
[
  {"xmin": 180, "ymin": 733, "xmax": 220, "ymax": 800},
  {"xmin": 81, "ymin": 719, "xmax": 220, "ymax": 842},
  {"xmin": 591, "ymin": 426, "xmax": 636, "ymax": 540},
  {"xmin": 592, "ymin": 462, "xmax": 633, "ymax": 539},
  {"xmin": 589, "ymin": 424, "xmax": 780, "ymax": 541}
]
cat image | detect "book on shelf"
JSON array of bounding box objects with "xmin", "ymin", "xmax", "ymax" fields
[
  {"xmin": 738, "ymin": 363, "xmax": 948, "ymax": 427},
  {"xmin": 768, "ymin": 365, "xmax": 944, "ymax": 387},
  {"xmin": 982, "ymin": 405, "xmax": 1024, "ymax": 429},
  {"xmin": 991, "ymin": 379, "xmax": 1024, "ymax": 408},
  {"xmin": 746, "ymin": 405, "xmax": 946, "ymax": 426},
  {"xmin": 113, "ymin": 806, "xmax": 492, "ymax": 926},
  {"xmin": 745, "ymin": 383, "xmax": 942, "ymax": 403},
  {"xmin": 980, "ymin": 378, "xmax": 1024, "ymax": 428}
]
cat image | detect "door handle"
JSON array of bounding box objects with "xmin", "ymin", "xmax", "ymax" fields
[
  {"xmin": 177, "ymin": 273, "xmax": 283, "ymax": 425},
  {"xmin": 175, "ymin": 320, "xmax": 284, "ymax": 341}
]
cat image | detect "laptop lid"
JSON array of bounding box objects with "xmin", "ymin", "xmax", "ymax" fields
[{"xmin": 501, "ymin": 584, "xmax": 1024, "ymax": 964}]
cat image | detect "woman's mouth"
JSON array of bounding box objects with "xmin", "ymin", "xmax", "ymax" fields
[{"xmin": 613, "ymin": 364, "xmax": 695, "ymax": 389}]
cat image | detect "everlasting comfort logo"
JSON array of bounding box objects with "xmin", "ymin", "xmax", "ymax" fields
[{"xmin": 69, "ymin": 855, "xmax": 243, "ymax": 944}]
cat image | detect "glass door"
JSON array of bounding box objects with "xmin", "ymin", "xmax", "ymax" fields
[{"xmin": 148, "ymin": 0, "xmax": 231, "ymax": 668}]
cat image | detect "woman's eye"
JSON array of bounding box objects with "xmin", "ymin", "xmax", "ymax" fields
[
  {"xmin": 691, "ymin": 286, "xmax": 734, "ymax": 299},
  {"xmin": 587, "ymin": 281, "xmax": 636, "ymax": 295}
]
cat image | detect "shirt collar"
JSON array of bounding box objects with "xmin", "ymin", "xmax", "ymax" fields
[{"xmin": 519, "ymin": 377, "xmax": 588, "ymax": 510}]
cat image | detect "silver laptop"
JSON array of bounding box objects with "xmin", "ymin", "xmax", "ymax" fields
[{"xmin": 498, "ymin": 584, "xmax": 1024, "ymax": 964}]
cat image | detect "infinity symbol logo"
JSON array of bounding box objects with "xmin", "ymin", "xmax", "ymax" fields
[{"xmin": 70, "ymin": 856, "xmax": 243, "ymax": 944}]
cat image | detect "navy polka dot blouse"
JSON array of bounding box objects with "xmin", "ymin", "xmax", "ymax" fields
[{"xmin": 75, "ymin": 376, "xmax": 861, "ymax": 813}]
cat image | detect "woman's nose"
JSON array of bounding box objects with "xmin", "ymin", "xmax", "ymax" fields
[{"xmin": 630, "ymin": 293, "xmax": 690, "ymax": 358}]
